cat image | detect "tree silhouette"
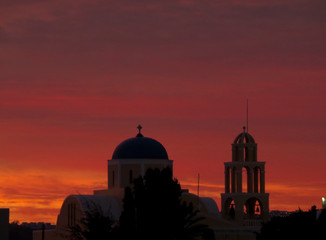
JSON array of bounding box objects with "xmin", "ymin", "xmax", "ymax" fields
[
  {"xmin": 257, "ymin": 206, "xmax": 326, "ymax": 240},
  {"xmin": 69, "ymin": 201, "xmax": 117, "ymax": 240},
  {"xmin": 119, "ymin": 167, "xmax": 213, "ymax": 240}
]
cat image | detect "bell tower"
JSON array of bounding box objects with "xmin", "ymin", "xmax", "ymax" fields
[{"xmin": 221, "ymin": 127, "xmax": 269, "ymax": 226}]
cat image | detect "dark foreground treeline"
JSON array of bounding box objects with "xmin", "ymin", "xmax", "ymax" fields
[
  {"xmin": 257, "ymin": 206, "xmax": 326, "ymax": 240},
  {"xmin": 9, "ymin": 222, "xmax": 32, "ymax": 240}
]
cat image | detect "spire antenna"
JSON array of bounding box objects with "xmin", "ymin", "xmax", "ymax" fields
[
  {"xmin": 197, "ymin": 173, "xmax": 200, "ymax": 209},
  {"xmin": 197, "ymin": 173, "xmax": 200, "ymax": 198},
  {"xmin": 246, "ymin": 99, "xmax": 249, "ymax": 133}
]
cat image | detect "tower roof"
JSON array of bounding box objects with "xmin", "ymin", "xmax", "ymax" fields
[{"xmin": 233, "ymin": 126, "xmax": 255, "ymax": 144}]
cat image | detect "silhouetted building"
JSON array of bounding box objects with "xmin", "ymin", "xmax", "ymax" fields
[
  {"xmin": 105, "ymin": 124, "xmax": 173, "ymax": 192},
  {"xmin": 34, "ymin": 125, "xmax": 265, "ymax": 240},
  {"xmin": 269, "ymin": 210, "xmax": 292, "ymax": 218},
  {"xmin": 21, "ymin": 222, "xmax": 55, "ymax": 230},
  {"xmin": 0, "ymin": 208, "xmax": 9, "ymax": 240},
  {"xmin": 221, "ymin": 127, "xmax": 269, "ymax": 227}
]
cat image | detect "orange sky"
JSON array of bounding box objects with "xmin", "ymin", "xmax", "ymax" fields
[{"xmin": 0, "ymin": 0, "xmax": 326, "ymax": 224}]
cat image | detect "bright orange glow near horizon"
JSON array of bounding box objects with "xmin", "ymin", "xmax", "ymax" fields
[{"xmin": 1, "ymin": 0, "xmax": 326, "ymax": 224}]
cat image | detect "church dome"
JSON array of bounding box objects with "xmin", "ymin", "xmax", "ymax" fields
[
  {"xmin": 233, "ymin": 126, "xmax": 255, "ymax": 144},
  {"xmin": 112, "ymin": 126, "xmax": 169, "ymax": 160}
]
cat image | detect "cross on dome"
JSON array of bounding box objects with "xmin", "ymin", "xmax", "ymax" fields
[
  {"xmin": 137, "ymin": 124, "xmax": 143, "ymax": 137},
  {"xmin": 137, "ymin": 124, "xmax": 142, "ymax": 133}
]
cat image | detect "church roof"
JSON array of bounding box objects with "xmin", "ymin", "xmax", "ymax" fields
[{"xmin": 112, "ymin": 125, "xmax": 169, "ymax": 160}]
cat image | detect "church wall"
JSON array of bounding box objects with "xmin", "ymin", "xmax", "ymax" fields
[
  {"xmin": 56, "ymin": 196, "xmax": 85, "ymax": 239},
  {"xmin": 108, "ymin": 165, "xmax": 118, "ymax": 189},
  {"xmin": 121, "ymin": 164, "xmax": 141, "ymax": 188},
  {"xmin": 34, "ymin": 196, "xmax": 85, "ymax": 240}
]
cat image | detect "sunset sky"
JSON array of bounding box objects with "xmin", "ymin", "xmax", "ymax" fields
[{"xmin": 0, "ymin": 0, "xmax": 325, "ymax": 223}]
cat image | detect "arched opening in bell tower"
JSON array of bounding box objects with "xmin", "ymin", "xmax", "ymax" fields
[
  {"xmin": 225, "ymin": 167, "xmax": 231, "ymax": 193},
  {"xmin": 231, "ymin": 167, "xmax": 237, "ymax": 193},
  {"xmin": 243, "ymin": 198, "xmax": 263, "ymax": 220},
  {"xmin": 244, "ymin": 146, "xmax": 248, "ymax": 162},
  {"xmin": 224, "ymin": 198, "xmax": 236, "ymax": 220},
  {"xmin": 242, "ymin": 167, "xmax": 248, "ymax": 193},
  {"xmin": 254, "ymin": 166, "xmax": 261, "ymax": 193}
]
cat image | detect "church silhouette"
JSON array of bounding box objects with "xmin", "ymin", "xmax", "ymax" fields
[{"xmin": 34, "ymin": 125, "xmax": 269, "ymax": 240}]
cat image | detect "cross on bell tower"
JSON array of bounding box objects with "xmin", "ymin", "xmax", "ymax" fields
[{"xmin": 221, "ymin": 127, "xmax": 269, "ymax": 226}]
